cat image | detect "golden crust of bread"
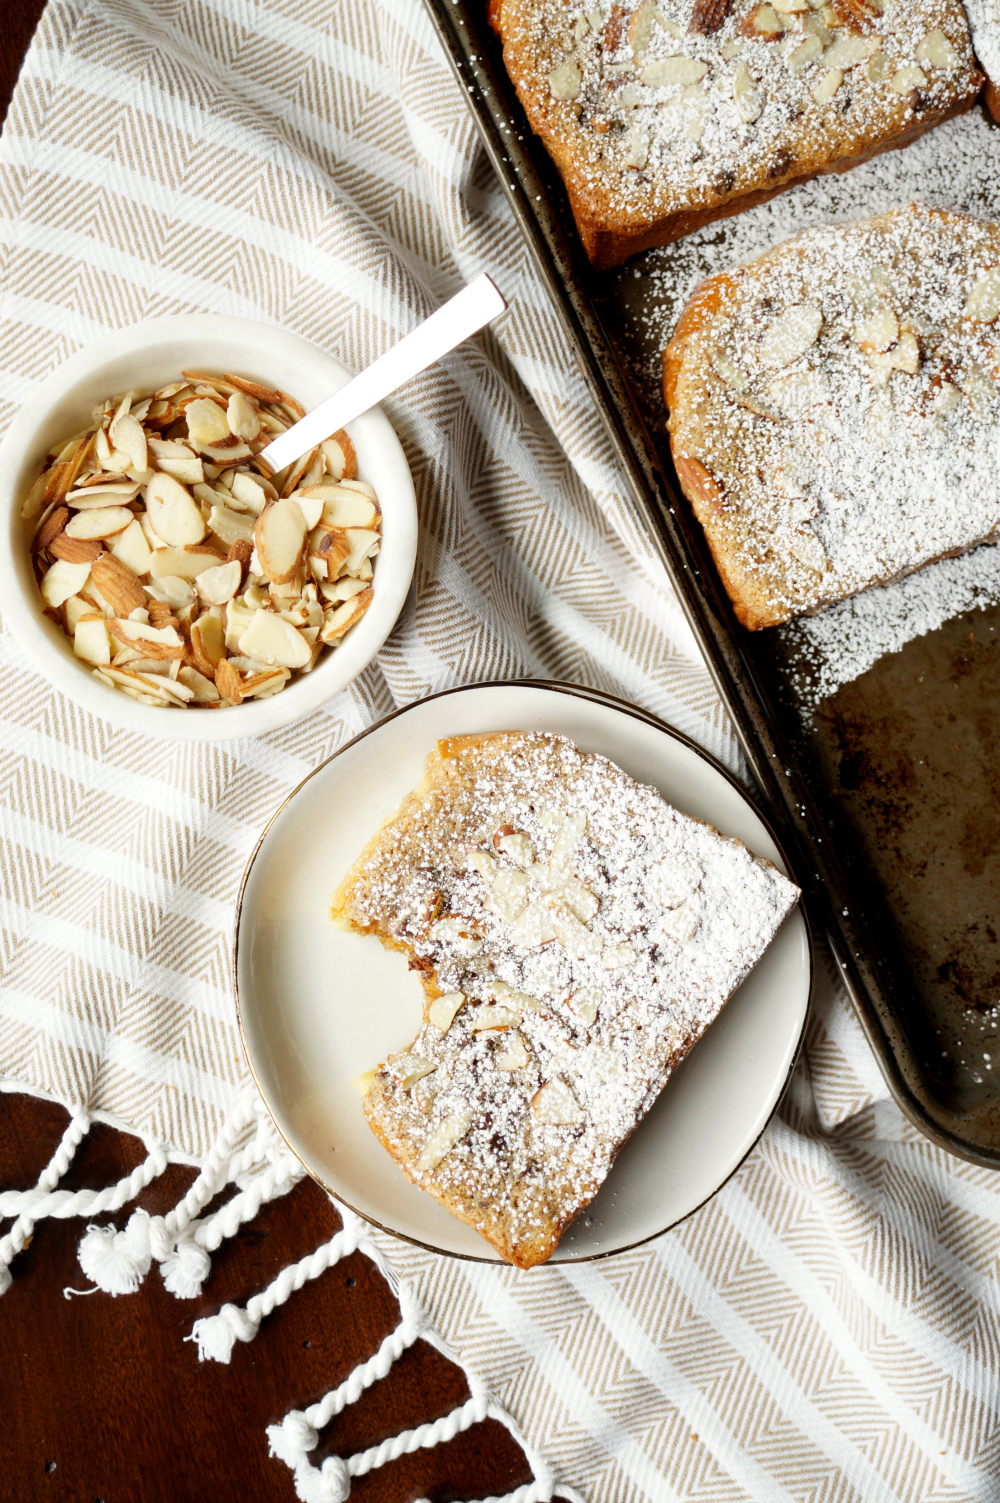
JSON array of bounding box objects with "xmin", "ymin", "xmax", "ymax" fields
[
  {"xmin": 489, "ymin": 0, "xmax": 981, "ymax": 270},
  {"xmin": 663, "ymin": 203, "xmax": 1000, "ymax": 629},
  {"xmin": 331, "ymin": 731, "xmax": 799, "ymax": 1267}
]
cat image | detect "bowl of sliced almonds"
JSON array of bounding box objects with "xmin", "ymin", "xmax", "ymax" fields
[{"xmin": 0, "ymin": 314, "xmax": 418, "ymax": 739}]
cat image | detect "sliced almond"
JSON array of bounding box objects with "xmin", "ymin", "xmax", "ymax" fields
[
  {"xmin": 73, "ymin": 617, "xmax": 112, "ymax": 665},
  {"xmin": 222, "ymin": 373, "xmax": 284, "ymax": 405},
  {"xmin": 415, "ymin": 1108, "xmax": 474, "ymax": 1171},
  {"xmin": 496, "ymin": 1033, "xmax": 530, "ymax": 1070},
  {"xmin": 784, "ymin": 33, "xmax": 822, "ymax": 71},
  {"xmin": 759, "ymin": 303, "xmax": 823, "ymax": 368},
  {"xmin": 240, "ymin": 669, "xmax": 290, "ymax": 698},
  {"xmin": 812, "ymin": 66, "xmax": 842, "ymax": 102},
  {"xmin": 110, "ymin": 518, "xmax": 152, "ymax": 577},
  {"xmin": 428, "ymin": 992, "xmax": 465, "ymax": 1032},
  {"xmin": 548, "ymin": 58, "xmax": 583, "ymax": 99},
  {"xmin": 91, "ymin": 553, "xmax": 146, "ymax": 615},
  {"xmin": 146, "ymin": 599, "xmax": 179, "ymax": 630},
  {"xmin": 226, "ymin": 537, "xmax": 252, "ymax": 590},
  {"xmin": 733, "ymin": 62, "xmax": 762, "ymax": 120},
  {"xmin": 916, "ymin": 28, "xmax": 958, "ymax": 71},
  {"xmin": 65, "ymin": 484, "xmax": 142, "ymax": 509},
  {"xmin": 321, "ymin": 429, "xmax": 357, "ymax": 481},
  {"xmin": 531, "ymin": 1079, "xmax": 585, "ymax": 1126},
  {"xmin": 196, "ymin": 559, "xmax": 242, "ymax": 606},
  {"xmin": 890, "ymin": 63, "xmax": 927, "ymax": 94},
  {"xmin": 214, "ymin": 658, "xmax": 244, "ymax": 702},
  {"xmin": 291, "ymin": 492, "xmax": 325, "ymax": 529},
  {"xmin": 177, "ymin": 665, "xmax": 221, "ymax": 702},
  {"xmin": 63, "ymin": 594, "xmax": 94, "ymax": 634},
  {"xmin": 319, "ymin": 588, "xmax": 373, "ymax": 642},
  {"xmin": 386, "ymin": 1053, "xmax": 436, "ymax": 1091},
  {"xmin": 226, "ymin": 390, "xmax": 260, "ymax": 442},
  {"xmin": 343, "ymin": 527, "xmax": 380, "ymax": 575},
  {"xmin": 741, "ymin": 4, "xmax": 784, "ymax": 39},
  {"xmin": 63, "ymin": 506, "xmax": 134, "ymax": 540},
  {"xmin": 254, "ymin": 497, "xmax": 308, "ymax": 583},
  {"xmin": 49, "ymin": 533, "xmax": 104, "ymax": 563},
  {"xmin": 230, "ymin": 471, "xmax": 269, "ymax": 515},
  {"xmin": 148, "ymin": 545, "xmax": 225, "ymax": 581},
  {"xmin": 964, "ymin": 270, "xmax": 1000, "ymax": 324},
  {"xmin": 237, "ymin": 608, "xmax": 311, "ymax": 669},
  {"xmin": 495, "ymin": 830, "xmax": 535, "ymax": 868},
  {"xmin": 207, "ymin": 504, "xmax": 255, "ymax": 549},
  {"xmin": 35, "ymin": 505, "xmax": 70, "ymax": 552},
  {"xmin": 185, "ymin": 396, "xmax": 231, "ymax": 448},
  {"xmin": 855, "ymin": 305, "xmax": 898, "ymax": 353},
  {"xmin": 107, "ymin": 618, "xmax": 185, "ymax": 659},
  {"xmin": 109, "ymin": 410, "xmax": 147, "ymax": 473},
  {"xmin": 641, "ymin": 56, "xmax": 710, "ymax": 86},
  {"xmin": 146, "ymin": 473, "xmax": 206, "ymax": 547},
  {"xmin": 191, "ymin": 611, "xmax": 227, "ymax": 673},
  {"xmin": 469, "ymin": 1004, "xmax": 518, "ymax": 1032}
]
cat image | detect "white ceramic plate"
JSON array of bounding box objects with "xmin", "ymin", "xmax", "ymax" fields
[{"xmin": 236, "ymin": 682, "xmax": 812, "ymax": 1262}]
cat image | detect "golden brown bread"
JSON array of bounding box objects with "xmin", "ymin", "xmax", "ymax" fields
[
  {"xmin": 663, "ymin": 204, "xmax": 1000, "ymax": 629},
  {"xmin": 331, "ymin": 731, "xmax": 799, "ymax": 1266},
  {"xmin": 488, "ymin": 0, "xmax": 982, "ymax": 270}
]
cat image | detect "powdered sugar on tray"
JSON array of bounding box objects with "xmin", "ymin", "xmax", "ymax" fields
[
  {"xmin": 964, "ymin": 1, "xmax": 1000, "ymax": 91},
  {"xmin": 777, "ymin": 539, "xmax": 1000, "ymax": 705},
  {"xmin": 334, "ymin": 732, "xmax": 798, "ymax": 1265}
]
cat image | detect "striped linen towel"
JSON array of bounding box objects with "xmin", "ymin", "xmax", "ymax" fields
[{"xmin": 0, "ymin": 2, "xmax": 998, "ymax": 1499}]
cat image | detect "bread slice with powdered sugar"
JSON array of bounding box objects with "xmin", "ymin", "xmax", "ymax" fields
[
  {"xmin": 331, "ymin": 731, "xmax": 799, "ymax": 1267},
  {"xmin": 488, "ymin": 0, "xmax": 981, "ymax": 270},
  {"xmin": 663, "ymin": 203, "xmax": 1000, "ymax": 630}
]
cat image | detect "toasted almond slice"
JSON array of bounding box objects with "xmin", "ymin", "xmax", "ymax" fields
[
  {"xmin": 759, "ymin": 303, "xmax": 823, "ymax": 369},
  {"xmin": 317, "ymin": 528, "xmax": 352, "ymax": 577},
  {"xmin": 428, "ymin": 992, "xmax": 466, "ymax": 1031},
  {"xmin": 321, "ymin": 428, "xmax": 357, "ymax": 481},
  {"xmin": 42, "ymin": 432, "xmax": 96, "ymax": 507},
  {"xmin": 196, "ymin": 559, "xmax": 242, "ymax": 606},
  {"xmin": 890, "ymin": 63, "xmax": 927, "ymax": 93},
  {"xmin": 415, "ymin": 1108, "xmax": 474, "ymax": 1172},
  {"xmin": 226, "ymin": 537, "xmax": 252, "ymax": 590},
  {"xmin": 66, "ymin": 483, "xmax": 142, "ymax": 508},
  {"xmin": 109, "ymin": 410, "xmax": 147, "ymax": 473},
  {"xmin": 146, "ymin": 473, "xmax": 206, "ymax": 547},
  {"xmin": 177, "ymin": 665, "xmax": 221, "ymax": 702},
  {"xmin": 237, "ymin": 609, "xmax": 311, "ymax": 669},
  {"xmin": 73, "ymin": 617, "xmax": 111, "ymax": 665},
  {"xmin": 92, "ymin": 553, "xmax": 146, "ymax": 615},
  {"xmin": 110, "ymin": 518, "xmax": 152, "ymax": 577},
  {"xmin": 191, "ymin": 610, "xmax": 227, "ymax": 673},
  {"xmin": 148, "ymin": 546, "xmax": 223, "ymax": 582},
  {"xmin": 496, "ymin": 1033, "xmax": 530, "ymax": 1070},
  {"xmin": 319, "ymin": 587, "xmax": 373, "ymax": 643},
  {"xmin": 469, "ymin": 1004, "xmax": 518, "ymax": 1032},
  {"xmin": 214, "ymin": 658, "xmax": 244, "ymax": 702},
  {"xmin": 63, "ymin": 594, "xmax": 94, "ymax": 634},
  {"xmin": 64, "ymin": 506, "xmax": 134, "ymax": 540},
  {"xmin": 964, "ymin": 269, "xmax": 1000, "ymax": 324},
  {"xmin": 226, "ymin": 390, "xmax": 261, "ymax": 442},
  {"xmin": 49, "ymin": 532, "xmax": 103, "ymax": 563},
  {"xmin": 495, "ymin": 830, "xmax": 535, "ymax": 867},
  {"xmin": 343, "ymin": 527, "xmax": 380, "ymax": 575},
  {"xmin": 240, "ymin": 668, "xmax": 291, "ymax": 698},
  {"xmin": 222, "ymin": 373, "xmax": 285, "ymax": 405},
  {"xmin": 35, "ymin": 505, "xmax": 70, "ymax": 552},
  {"xmin": 550, "ymin": 898, "xmax": 603, "ymax": 958},
  {"xmin": 107, "ymin": 618, "xmax": 185, "ymax": 659},
  {"xmin": 20, "ymin": 470, "xmax": 51, "ymax": 521},
  {"xmin": 146, "ymin": 599, "xmax": 179, "ymax": 630},
  {"xmin": 254, "ymin": 497, "xmax": 308, "ymax": 584},
  {"xmin": 185, "ymin": 396, "xmax": 231, "ymax": 448},
  {"xmin": 208, "ymin": 504, "xmax": 255, "ymax": 549},
  {"xmin": 198, "ymin": 439, "xmax": 253, "ymax": 464},
  {"xmin": 641, "ymin": 55, "xmax": 709, "ymax": 86},
  {"xmin": 292, "ymin": 491, "xmax": 325, "ymax": 529},
  {"xmin": 855, "ymin": 305, "xmax": 898, "ymax": 353},
  {"xmin": 386, "ymin": 1052, "xmax": 436, "ymax": 1091},
  {"xmin": 822, "ymin": 33, "xmax": 878, "ymax": 68},
  {"xmin": 145, "ymin": 575, "xmax": 196, "ymax": 611},
  {"xmin": 147, "ymin": 437, "xmax": 204, "ymax": 486},
  {"xmin": 569, "ymin": 989, "xmax": 600, "ymax": 1024},
  {"xmin": 916, "ymin": 28, "xmax": 958, "ymax": 70},
  {"xmin": 275, "ymin": 448, "xmax": 318, "ymax": 500},
  {"xmin": 741, "ymin": 1, "xmax": 783, "ymax": 36},
  {"xmin": 531, "ymin": 1079, "xmax": 585, "ymax": 1126},
  {"xmin": 230, "ymin": 471, "xmax": 269, "ymax": 515}
]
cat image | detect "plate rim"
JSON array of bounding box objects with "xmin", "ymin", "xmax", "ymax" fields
[{"xmin": 233, "ymin": 678, "xmax": 816, "ymax": 1264}]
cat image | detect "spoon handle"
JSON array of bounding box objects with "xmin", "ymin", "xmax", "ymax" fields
[{"xmin": 259, "ymin": 273, "xmax": 507, "ymax": 474}]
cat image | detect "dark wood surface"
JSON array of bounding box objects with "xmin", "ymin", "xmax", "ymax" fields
[{"xmin": 0, "ymin": 5, "xmax": 532, "ymax": 1499}]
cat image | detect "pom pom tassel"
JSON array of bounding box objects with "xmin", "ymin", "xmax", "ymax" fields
[{"xmin": 77, "ymin": 1210, "xmax": 152, "ymax": 1295}]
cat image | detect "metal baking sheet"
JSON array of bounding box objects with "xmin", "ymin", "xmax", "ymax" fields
[{"xmin": 424, "ymin": 0, "xmax": 1000, "ymax": 1164}]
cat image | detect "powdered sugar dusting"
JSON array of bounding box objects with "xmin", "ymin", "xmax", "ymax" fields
[
  {"xmin": 965, "ymin": 0, "xmax": 1000, "ymax": 91},
  {"xmin": 335, "ymin": 732, "xmax": 798, "ymax": 1264}
]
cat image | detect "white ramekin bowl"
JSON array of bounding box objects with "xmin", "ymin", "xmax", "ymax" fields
[{"xmin": 0, "ymin": 315, "xmax": 418, "ymax": 741}]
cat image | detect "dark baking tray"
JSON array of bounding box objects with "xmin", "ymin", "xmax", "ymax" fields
[{"xmin": 424, "ymin": 0, "xmax": 1000, "ymax": 1166}]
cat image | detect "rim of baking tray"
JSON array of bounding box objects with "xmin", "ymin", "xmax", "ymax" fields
[{"xmin": 232, "ymin": 678, "xmax": 816, "ymax": 1265}]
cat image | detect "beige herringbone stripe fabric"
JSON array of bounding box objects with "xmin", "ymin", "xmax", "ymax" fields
[{"xmin": 0, "ymin": 3, "xmax": 998, "ymax": 1499}]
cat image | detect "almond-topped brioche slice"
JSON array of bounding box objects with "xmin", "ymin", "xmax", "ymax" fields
[
  {"xmin": 488, "ymin": 0, "xmax": 980, "ymax": 269},
  {"xmin": 663, "ymin": 204, "xmax": 1000, "ymax": 630},
  {"xmin": 331, "ymin": 731, "xmax": 799, "ymax": 1268}
]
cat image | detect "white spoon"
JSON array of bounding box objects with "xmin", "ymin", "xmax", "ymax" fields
[{"xmin": 258, "ymin": 273, "xmax": 507, "ymax": 474}]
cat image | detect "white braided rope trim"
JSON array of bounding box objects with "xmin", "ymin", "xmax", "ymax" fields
[
  {"xmin": 0, "ymin": 1110, "xmax": 90, "ymax": 1294},
  {"xmin": 1, "ymin": 1084, "xmax": 582, "ymax": 1502}
]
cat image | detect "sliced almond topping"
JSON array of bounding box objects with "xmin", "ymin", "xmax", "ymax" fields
[
  {"xmin": 689, "ymin": 0, "xmax": 732, "ymax": 34},
  {"xmin": 185, "ymin": 396, "xmax": 232, "ymax": 448},
  {"xmin": 190, "ymin": 611, "xmax": 226, "ymax": 674},
  {"xmin": 916, "ymin": 28, "xmax": 958, "ymax": 71},
  {"xmin": 226, "ymin": 390, "xmax": 260, "ymax": 442},
  {"xmin": 759, "ymin": 303, "xmax": 823, "ymax": 369},
  {"xmin": 111, "ymin": 518, "xmax": 152, "ymax": 577},
  {"xmin": 92, "ymin": 553, "xmax": 146, "ymax": 616},
  {"xmin": 741, "ymin": 4, "xmax": 783, "ymax": 39},
  {"xmin": 641, "ymin": 56, "xmax": 710, "ymax": 86},
  {"xmin": 964, "ymin": 270, "xmax": 1000, "ymax": 324},
  {"xmin": 822, "ymin": 33, "xmax": 878, "ymax": 69},
  {"xmin": 496, "ymin": 1033, "xmax": 530, "ymax": 1071},
  {"xmin": 733, "ymin": 62, "xmax": 762, "ymax": 121},
  {"xmin": 109, "ymin": 410, "xmax": 147, "ymax": 473},
  {"xmin": 146, "ymin": 472, "xmax": 206, "ymax": 547},
  {"xmin": 230, "ymin": 471, "xmax": 269, "ymax": 514},
  {"xmin": 208, "ymin": 504, "xmax": 254, "ymax": 549},
  {"xmin": 237, "ymin": 608, "xmax": 312, "ymax": 669},
  {"xmin": 73, "ymin": 618, "xmax": 111, "ymax": 665},
  {"xmin": 531, "ymin": 1079, "xmax": 585, "ymax": 1126},
  {"xmin": 495, "ymin": 830, "xmax": 535, "ymax": 868},
  {"xmin": 35, "ymin": 505, "xmax": 70, "ymax": 552},
  {"xmin": 305, "ymin": 483, "xmax": 379, "ymax": 531},
  {"xmin": 49, "ymin": 533, "xmax": 104, "ymax": 563},
  {"xmin": 64, "ymin": 506, "xmax": 134, "ymax": 540},
  {"xmin": 177, "ymin": 666, "xmax": 220, "ymax": 702},
  {"xmin": 428, "ymin": 992, "xmax": 466, "ymax": 1032},
  {"xmin": 148, "ymin": 545, "xmax": 225, "ymax": 580},
  {"xmin": 548, "ymin": 58, "xmax": 582, "ymax": 99},
  {"xmin": 386, "ymin": 1052, "xmax": 436, "ymax": 1091},
  {"xmin": 107, "ymin": 618, "xmax": 185, "ymax": 660},
  {"xmin": 321, "ymin": 429, "xmax": 357, "ymax": 481},
  {"xmin": 195, "ymin": 559, "xmax": 242, "ymax": 607},
  {"xmin": 855, "ymin": 305, "xmax": 898, "ymax": 353},
  {"xmin": 415, "ymin": 1108, "xmax": 474, "ymax": 1172},
  {"xmin": 469, "ymin": 1004, "xmax": 518, "ymax": 1032},
  {"xmin": 214, "ymin": 658, "xmax": 244, "ymax": 703},
  {"xmin": 784, "ymin": 33, "xmax": 822, "ymax": 72},
  {"xmin": 811, "ymin": 66, "xmax": 842, "ymax": 102},
  {"xmin": 254, "ymin": 497, "xmax": 308, "ymax": 584},
  {"xmin": 319, "ymin": 588, "xmax": 373, "ymax": 643},
  {"xmin": 890, "ymin": 63, "xmax": 927, "ymax": 94}
]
